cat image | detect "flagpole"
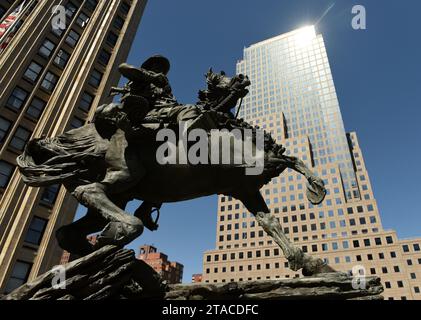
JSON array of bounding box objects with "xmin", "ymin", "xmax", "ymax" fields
[{"xmin": 0, "ymin": 0, "xmax": 35, "ymax": 50}]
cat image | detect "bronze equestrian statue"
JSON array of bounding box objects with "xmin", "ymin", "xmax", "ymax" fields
[{"xmin": 17, "ymin": 55, "xmax": 335, "ymax": 276}]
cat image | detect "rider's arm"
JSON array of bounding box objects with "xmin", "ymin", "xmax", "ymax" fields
[
  {"xmin": 119, "ymin": 63, "xmax": 155, "ymax": 82},
  {"xmin": 118, "ymin": 63, "xmax": 168, "ymax": 88}
]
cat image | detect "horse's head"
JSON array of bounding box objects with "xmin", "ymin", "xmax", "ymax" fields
[{"xmin": 198, "ymin": 68, "xmax": 250, "ymax": 110}]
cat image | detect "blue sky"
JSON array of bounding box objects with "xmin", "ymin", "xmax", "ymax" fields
[{"xmin": 75, "ymin": 0, "xmax": 421, "ymax": 282}]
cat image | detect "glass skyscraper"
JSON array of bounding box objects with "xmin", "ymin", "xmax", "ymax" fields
[
  {"xmin": 237, "ymin": 26, "xmax": 358, "ymax": 201},
  {"xmin": 203, "ymin": 26, "xmax": 421, "ymax": 300}
]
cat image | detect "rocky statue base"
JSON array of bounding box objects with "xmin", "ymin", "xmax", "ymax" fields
[{"xmin": 1, "ymin": 246, "xmax": 383, "ymax": 300}]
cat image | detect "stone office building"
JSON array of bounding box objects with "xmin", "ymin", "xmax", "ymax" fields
[
  {"xmin": 202, "ymin": 26, "xmax": 421, "ymax": 300},
  {"xmin": 138, "ymin": 245, "xmax": 184, "ymax": 284},
  {"xmin": 0, "ymin": 0, "xmax": 147, "ymax": 293}
]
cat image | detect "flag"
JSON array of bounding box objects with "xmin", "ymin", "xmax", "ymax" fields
[{"xmin": 0, "ymin": 1, "xmax": 27, "ymax": 52}]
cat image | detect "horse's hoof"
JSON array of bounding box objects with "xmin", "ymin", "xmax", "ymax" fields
[
  {"xmin": 302, "ymin": 257, "xmax": 336, "ymax": 276},
  {"xmin": 94, "ymin": 221, "xmax": 144, "ymax": 249},
  {"xmin": 306, "ymin": 177, "xmax": 326, "ymax": 205}
]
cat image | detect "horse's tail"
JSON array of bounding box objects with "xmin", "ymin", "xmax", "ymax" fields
[{"xmin": 17, "ymin": 124, "xmax": 107, "ymax": 187}]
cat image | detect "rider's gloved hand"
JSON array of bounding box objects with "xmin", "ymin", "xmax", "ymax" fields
[
  {"xmin": 152, "ymin": 73, "xmax": 169, "ymax": 88},
  {"xmin": 116, "ymin": 113, "xmax": 131, "ymax": 131}
]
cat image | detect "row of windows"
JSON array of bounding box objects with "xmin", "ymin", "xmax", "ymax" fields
[
  {"xmin": 206, "ymin": 248, "xmax": 281, "ymax": 262},
  {"xmin": 4, "ymin": 88, "xmax": 93, "ymax": 125},
  {"xmin": 220, "ymin": 203, "xmax": 374, "ymax": 215},
  {"xmin": 206, "ymin": 261, "xmax": 286, "ymax": 274},
  {"xmin": 403, "ymin": 243, "xmax": 421, "ymax": 253},
  {"xmin": 204, "ymin": 274, "xmax": 299, "ymax": 284},
  {"xmin": 207, "ymin": 244, "xmax": 408, "ymax": 265},
  {"xmin": 218, "ymin": 217, "xmax": 379, "ymax": 240}
]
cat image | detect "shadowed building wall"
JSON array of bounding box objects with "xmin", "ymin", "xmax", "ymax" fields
[{"xmin": 0, "ymin": 0, "xmax": 147, "ymax": 294}]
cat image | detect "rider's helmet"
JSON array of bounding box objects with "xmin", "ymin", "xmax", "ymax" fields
[{"xmin": 141, "ymin": 55, "xmax": 170, "ymax": 75}]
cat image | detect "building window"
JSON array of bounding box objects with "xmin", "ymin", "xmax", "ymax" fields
[
  {"xmin": 415, "ymin": 287, "xmax": 420, "ymax": 294},
  {"xmin": 65, "ymin": 2, "xmax": 78, "ymax": 18},
  {"xmin": 86, "ymin": 0, "xmax": 98, "ymax": 11},
  {"xmin": 386, "ymin": 236, "xmax": 393, "ymax": 244},
  {"xmin": 0, "ymin": 5, "xmax": 6, "ymax": 19},
  {"xmin": 113, "ymin": 16, "xmax": 125, "ymax": 30},
  {"xmin": 54, "ymin": 49, "xmax": 70, "ymax": 69},
  {"xmin": 0, "ymin": 161, "xmax": 14, "ymax": 188},
  {"xmin": 65, "ymin": 29, "xmax": 80, "ymax": 47},
  {"xmin": 26, "ymin": 97, "xmax": 46, "ymax": 119},
  {"xmin": 10, "ymin": 127, "xmax": 31, "ymax": 151},
  {"xmin": 98, "ymin": 49, "xmax": 111, "ymax": 65},
  {"xmin": 70, "ymin": 117, "xmax": 84, "ymax": 129},
  {"xmin": 89, "ymin": 69, "xmax": 103, "ymax": 87},
  {"xmin": 52, "ymin": 21, "xmax": 66, "ymax": 36},
  {"xmin": 385, "ymin": 282, "xmax": 391, "ymax": 289},
  {"xmin": 41, "ymin": 184, "xmax": 60, "ymax": 204},
  {"xmin": 41, "ymin": 72, "xmax": 59, "ymax": 92},
  {"xmin": 0, "ymin": 117, "xmax": 12, "ymax": 143},
  {"xmin": 24, "ymin": 216, "xmax": 47, "ymax": 245},
  {"xmin": 106, "ymin": 31, "xmax": 118, "ymax": 47},
  {"xmin": 397, "ymin": 281, "xmax": 404, "ymax": 288},
  {"xmin": 38, "ymin": 39, "xmax": 56, "ymax": 58},
  {"xmin": 414, "ymin": 244, "xmax": 420, "ymax": 252},
  {"xmin": 24, "ymin": 61, "xmax": 43, "ymax": 82},
  {"xmin": 410, "ymin": 273, "xmax": 417, "ymax": 279},
  {"xmin": 4, "ymin": 261, "xmax": 32, "ymax": 294},
  {"xmin": 402, "ymin": 245, "xmax": 409, "ymax": 253},
  {"xmin": 120, "ymin": 2, "xmax": 131, "ymax": 15},
  {"xmin": 76, "ymin": 12, "xmax": 90, "ymax": 27}
]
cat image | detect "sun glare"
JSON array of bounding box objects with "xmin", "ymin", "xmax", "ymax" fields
[{"xmin": 295, "ymin": 26, "xmax": 316, "ymax": 48}]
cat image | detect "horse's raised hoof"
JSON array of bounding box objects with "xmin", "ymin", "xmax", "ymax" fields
[
  {"xmin": 301, "ymin": 256, "xmax": 337, "ymax": 276},
  {"xmin": 306, "ymin": 176, "xmax": 326, "ymax": 205},
  {"xmin": 94, "ymin": 220, "xmax": 144, "ymax": 249}
]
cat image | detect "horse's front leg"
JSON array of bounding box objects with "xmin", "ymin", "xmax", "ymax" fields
[
  {"xmin": 72, "ymin": 182, "xmax": 144, "ymax": 248},
  {"xmin": 238, "ymin": 191, "xmax": 335, "ymax": 276},
  {"xmin": 281, "ymin": 156, "xmax": 327, "ymax": 205}
]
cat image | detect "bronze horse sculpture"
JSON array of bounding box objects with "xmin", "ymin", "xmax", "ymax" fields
[{"xmin": 17, "ymin": 63, "xmax": 335, "ymax": 276}]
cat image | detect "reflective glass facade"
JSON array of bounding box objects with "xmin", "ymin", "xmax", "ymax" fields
[{"xmin": 237, "ymin": 26, "xmax": 358, "ymax": 200}]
